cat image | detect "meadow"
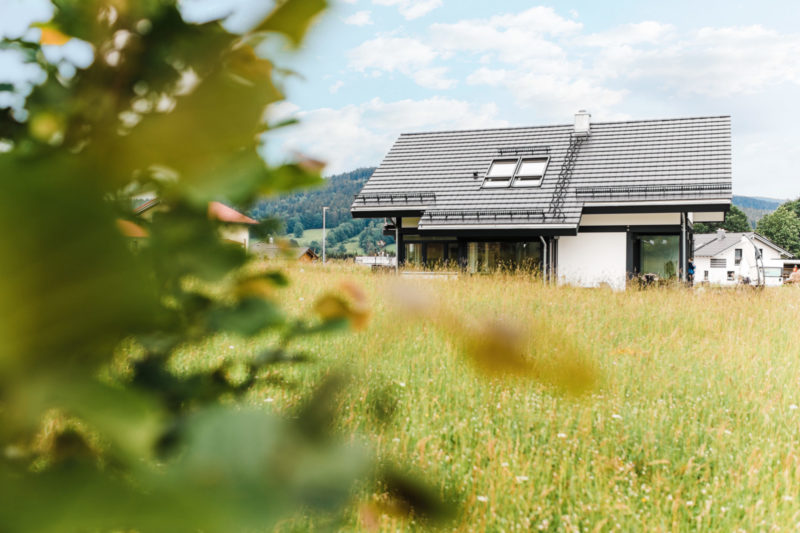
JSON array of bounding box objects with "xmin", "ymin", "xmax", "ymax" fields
[{"xmin": 172, "ymin": 262, "xmax": 800, "ymax": 531}]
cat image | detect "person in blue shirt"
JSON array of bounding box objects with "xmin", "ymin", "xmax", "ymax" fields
[{"xmin": 687, "ymin": 257, "xmax": 696, "ymax": 286}]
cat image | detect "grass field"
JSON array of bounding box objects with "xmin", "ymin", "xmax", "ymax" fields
[
  {"xmin": 173, "ymin": 262, "xmax": 800, "ymax": 531},
  {"xmin": 294, "ymin": 228, "xmax": 396, "ymax": 255}
]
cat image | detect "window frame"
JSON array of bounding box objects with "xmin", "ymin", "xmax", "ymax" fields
[
  {"xmin": 481, "ymin": 158, "xmax": 519, "ymax": 188},
  {"xmin": 511, "ymin": 156, "xmax": 550, "ymax": 188},
  {"xmin": 734, "ymin": 248, "xmax": 742, "ymax": 265}
]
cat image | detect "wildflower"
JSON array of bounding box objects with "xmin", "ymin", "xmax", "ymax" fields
[
  {"xmin": 790, "ymin": 404, "xmax": 798, "ymax": 410},
  {"xmin": 263, "ymin": 398, "xmax": 274, "ymax": 403},
  {"xmin": 515, "ymin": 476, "xmax": 529, "ymax": 483},
  {"xmin": 476, "ymin": 496, "xmax": 488, "ymax": 503},
  {"xmin": 611, "ymin": 414, "xmax": 622, "ymax": 420},
  {"xmin": 686, "ymin": 500, "xmax": 694, "ymax": 507},
  {"xmin": 783, "ymin": 495, "xmax": 793, "ymax": 502},
  {"xmin": 397, "ymin": 381, "xmax": 406, "ymax": 388},
  {"xmin": 229, "ymin": 345, "xmax": 235, "ymax": 349},
  {"xmin": 557, "ymin": 432, "xmax": 567, "ymax": 438},
  {"xmin": 299, "ymin": 297, "xmax": 305, "ymax": 301},
  {"xmin": 501, "ymin": 462, "xmax": 509, "ymax": 467},
  {"xmin": 392, "ymin": 438, "xmax": 400, "ymax": 443}
]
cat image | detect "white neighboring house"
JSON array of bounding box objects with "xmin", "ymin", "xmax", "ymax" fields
[{"xmin": 693, "ymin": 230, "xmax": 793, "ymax": 286}]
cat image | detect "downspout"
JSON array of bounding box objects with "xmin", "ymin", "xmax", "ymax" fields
[
  {"xmin": 539, "ymin": 236, "xmax": 548, "ymax": 284},
  {"xmin": 395, "ymin": 216, "xmax": 400, "ymax": 275},
  {"xmin": 681, "ymin": 212, "xmax": 687, "ymax": 282}
]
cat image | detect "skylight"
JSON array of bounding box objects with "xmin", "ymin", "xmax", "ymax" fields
[
  {"xmin": 483, "ymin": 160, "xmax": 517, "ymax": 187},
  {"xmin": 481, "ymin": 156, "xmax": 550, "ymax": 189},
  {"xmin": 513, "ymin": 157, "xmax": 549, "ymax": 187}
]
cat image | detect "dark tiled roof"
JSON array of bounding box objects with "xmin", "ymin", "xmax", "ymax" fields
[
  {"xmin": 694, "ymin": 232, "xmax": 794, "ymax": 258},
  {"xmin": 352, "ymin": 116, "xmax": 732, "ymax": 230}
]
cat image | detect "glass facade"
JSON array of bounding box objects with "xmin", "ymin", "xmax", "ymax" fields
[
  {"xmin": 467, "ymin": 241, "xmax": 542, "ymax": 273},
  {"xmin": 638, "ymin": 235, "xmax": 679, "ymax": 278}
]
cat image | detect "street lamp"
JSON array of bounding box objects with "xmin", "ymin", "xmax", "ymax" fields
[{"xmin": 322, "ymin": 206, "xmax": 329, "ymax": 264}]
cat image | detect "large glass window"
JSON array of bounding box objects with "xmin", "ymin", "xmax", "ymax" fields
[
  {"xmin": 426, "ymin": 243, "xmax": 445, "ymax": 264},
  {"xmin": 405, "ymin": 243, "xmax": 422, "ymax": 266},
  {"xmin": 638, "ymin": 235, "xmax": 679, "ymax": 278},
  {"xmin": 467, "ymin": 241, "xmax": 542, "ymax": 273}
]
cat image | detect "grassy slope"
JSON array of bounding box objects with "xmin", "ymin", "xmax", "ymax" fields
[{"xmin": 172, "ymin": 264, "xmax": 800, "ymax": 531}]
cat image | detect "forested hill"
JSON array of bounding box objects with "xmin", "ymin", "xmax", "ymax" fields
[{"xmin": 250, "ymin": 167, "xmax": 376, "ymax": 229}]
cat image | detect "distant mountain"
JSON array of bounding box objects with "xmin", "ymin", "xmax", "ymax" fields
[
  {"xmin": 250, "ymin": 167, "xmax": 376, "ymax": 230},
  {"xmin": 732, "ymin": 195, "xmax": 784, "ymax": 211},
  {"xmin": 732, "ymin": 195, "xmax": 787, "ymax": 227}
]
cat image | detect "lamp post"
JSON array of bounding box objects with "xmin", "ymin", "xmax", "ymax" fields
[{"xmin": 322, "ymin": 206, "xmax": 328, "ymax": 264}]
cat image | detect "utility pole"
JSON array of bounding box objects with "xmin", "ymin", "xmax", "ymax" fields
[{"xmin": 322, "ymin": 206, "xmax": 328, "ymax": 264}]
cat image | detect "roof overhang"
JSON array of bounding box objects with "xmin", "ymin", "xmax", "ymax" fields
[
  {"xmin": 351, "ymin": 208, "xmax": 425, "ymax": 218},
  {"xmin": 582, "ymin": 199, "xmax": 731, "ymax": 214},
  {"xmin": 413, "ymin": 226, "xmax": 578, "ymax": 237}
]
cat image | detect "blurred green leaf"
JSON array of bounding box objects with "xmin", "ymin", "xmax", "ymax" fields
[{"xmin": 256, "ymin": 0, "xmax": 328, "ymax": 47}]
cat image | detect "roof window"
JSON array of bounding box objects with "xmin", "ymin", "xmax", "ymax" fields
[
  {"xmin": 482, "ymin": 156, "xmax": 550, "ymax": 189},
  {"xmin": 483, "ymin": 159, "xmax": 517, "ymax": 187},
  {"xmin": 512, "ymin": 157, "xmax": 549, "ymax": 187}
]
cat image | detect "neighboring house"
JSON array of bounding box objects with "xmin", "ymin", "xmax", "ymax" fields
[
  {"xmin": 207, "ymin": 201, "xmax": 258, "ymax": 250},
  {"xmin": 693, "ymin": 230, "xmax": 793, "ymax": 286},
  {"xmin": 132, "ymin": 197, "xmax": 258, "ymax": 251},
  {"xmin": 251, "ymin": 241, "xmax": 318, "ymax": 262},
  {"xmin": 351, "ymin": 112, "xmax": 732, "ymax": 289}
]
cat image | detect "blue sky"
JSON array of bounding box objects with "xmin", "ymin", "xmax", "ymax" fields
[{"xmin": 3, "ymin": 0, "xmax": 800, "ymax": 197}]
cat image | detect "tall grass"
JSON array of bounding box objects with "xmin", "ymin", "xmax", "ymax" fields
[{"xmin": 172, "ymin": 262, "xmax": 800, "ymax": 531}]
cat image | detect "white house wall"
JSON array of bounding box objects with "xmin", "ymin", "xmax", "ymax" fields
[
  {"xmin": 580, "ymin": 213, "xmax": 680, "ymax": 226},
  {"xmin": 558, "ymin": 232, "xmax": 627, "ymax": 290},
  {"xmin": 219, "ymin": 225, "xmax": 250, "ymax": 251}
]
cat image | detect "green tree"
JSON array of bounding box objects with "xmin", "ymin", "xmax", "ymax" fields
[
  {"xmin": 694, "ymin": 205, "xmax": 751, "ymax": 233},
  {"xmin": 0, "ymin": 1, "xmax": 409, "ymax": 531},
  {"xmin": 757, "ymin": 205, "xmax": 800, "ymax": 255},
  {"xmin": 293, "ymin": 220, "xmax": 304, "ymax": 238}
]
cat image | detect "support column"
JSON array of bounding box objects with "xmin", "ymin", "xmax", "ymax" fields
[{"xmin": 395, "ymin": 217, "xmax": 404, "ymax": 270}]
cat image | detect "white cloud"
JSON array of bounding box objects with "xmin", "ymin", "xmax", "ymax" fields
[
  {"xmin": 373, "ymin": 0, "xmax": 442, "ymax": 20},
  {"xmin": 583, "ymin": 23, "xmax": 800, "ymax": 97},
  {"xmin": 412, "ymin": 67, "xmax": 456, "ymax": 89},
  {"xmin": 348, "ymin": 35, "xmax": 455, "ymax": 88},
  {"xmin": 267, "ymin": 97, "xmax": 508, "ymax": 173},
  {"xmin": 343, "ymin": 10, "xmax": 373, "ymax": 26},
  {"xmin": 329, "ymin": 80, "xmax": 345, "ymax": 93},
  {"xmin": 349, "ymin": 36, "xmax": 437, "ymax": 73}
]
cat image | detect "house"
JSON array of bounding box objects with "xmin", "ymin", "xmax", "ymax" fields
[
  {"xmin": 351, "ymin": 112, "xmax": 732, "ymax": 289},
  {"xmin": 693, "ymin": 230, "xmax": 793, "ymax": 286},
  {"xmin": 131, "ymin": 197, "xmax": 258, "ymax": 251},
  {"xmin": 207, "ymin": 201, "xmax": 258, "ymax": 250},
  {"xmin": 250, "ymin": 241, "xmax": 319, "ymax": 262}
]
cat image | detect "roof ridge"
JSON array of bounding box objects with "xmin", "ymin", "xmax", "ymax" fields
[{"xmin": 399, "ymin": 115, "xmax": 731, "ymax": 137}]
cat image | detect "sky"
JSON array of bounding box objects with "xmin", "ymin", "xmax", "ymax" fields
[{"xmin": 3, "ymin": 0, "xmax": 800, "ymax": 198}]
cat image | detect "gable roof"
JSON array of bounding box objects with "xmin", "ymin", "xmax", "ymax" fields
[
  {"xmin": 693, "ymin": 232, "xmax": 794, "ymax": 258},
  {"xmin": 207, "ymin": 201, "xmax": 258, "ymax": 225},
  {"xmin": 116, "ymin": 219, "xmax": 149, "ymax": 238},
  {"xmin": 352, "ymin": 115, "xmax": 732, "ymax": 231}
]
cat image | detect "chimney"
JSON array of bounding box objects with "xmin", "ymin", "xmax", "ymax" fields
[
  {"xmin": 574, "ymin": 110, "xmax": 591, "ymax": 136},
  {"xmin": 716, "ymin": 228, "xmax": 726, "ymax": 238},
  {"xmin": 269, "ymin": 236, "xmax": 274, "ymax": 244}
]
